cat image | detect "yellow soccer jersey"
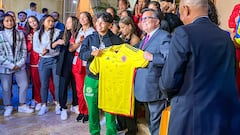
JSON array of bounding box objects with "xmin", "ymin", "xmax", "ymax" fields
[{"xmin": 90, "ymin": 44, "xmax": 149, "ymax": 116}]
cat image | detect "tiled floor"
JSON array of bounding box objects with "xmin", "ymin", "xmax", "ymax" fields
[
  {"xmin": 0, "ymin": 83, "xmax": 150, "ymax": 135},
  {"xmin": 0, "ymin": 104, "xmax": 96, "ymax": 135}
]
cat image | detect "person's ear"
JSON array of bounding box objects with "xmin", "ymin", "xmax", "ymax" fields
[
  {"xmin": 156, "ymin": 19, "xmax": 160, "ymax": 26},
  {"xmin": 182, "ymin": 5, "xmax": 190, "ymax": 17},
  {"xmin": 108, "ymin": 23, "xmax": 113, "ymax": 29},
  {"xmin": 185, "ymin": 5, "xmax": 190, "ymax": 16}
]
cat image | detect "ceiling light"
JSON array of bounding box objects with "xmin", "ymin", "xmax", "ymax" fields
[{"xmin": 73, "ymin": 0, "xmax": 77, "ymax": 4}]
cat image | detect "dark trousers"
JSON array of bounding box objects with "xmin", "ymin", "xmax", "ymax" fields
[
  {"xmin": 117, "ymin": 99, "xmax": 138, "ymax": 135},
  {"xmin": 147, "ymin": 100, "xmax": 165, "ymax": 135},
  {"xmin": 59, "ymin": 74, "xmax": 77, "ymax": 109}
]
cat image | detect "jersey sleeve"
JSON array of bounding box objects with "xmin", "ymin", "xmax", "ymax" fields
[
  {"xmin": 123, "ymin": 44, "xmax": 149, "ymax": 68},
  {"xmin": 89, "ymin": 57, "xmax": 100, "ymax": 75},
  {"xmin": 134, "ymin": 50, "xmax": 149, "ymax": 68}
]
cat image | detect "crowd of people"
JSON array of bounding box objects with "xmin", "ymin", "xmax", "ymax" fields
[{"xmin": 0, "ymin": 0, "xmax": 240, "ymax": 135}]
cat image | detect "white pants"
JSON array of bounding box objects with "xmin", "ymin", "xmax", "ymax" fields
[{"xmin": 0, "ymin": 69, "xmax": 28, "ymax": 105}]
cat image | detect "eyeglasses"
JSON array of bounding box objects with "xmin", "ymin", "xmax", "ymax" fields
[{"xmin": 140, "ymin": 16, "xmax": 157, "ymax": 21}]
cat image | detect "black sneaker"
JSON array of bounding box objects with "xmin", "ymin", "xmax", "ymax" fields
[
  {"xmin": 82, "ymin": 115, "xmax": 88, "ymax": 123},
  {"xmin": 76, "ymin": 113, "xmax": 84, "ymax": 122}
]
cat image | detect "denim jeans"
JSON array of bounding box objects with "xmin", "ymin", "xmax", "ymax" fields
[
  {"xmin": 0, "ymin": 69, "xmax": 28, "ymax": 105},
  {"xmin": 38, "ymin": 57, "xmax": 59, "ymax": 103}
]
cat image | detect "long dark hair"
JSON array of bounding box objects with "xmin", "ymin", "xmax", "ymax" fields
[
  {"xmin": 79, "ymin": 11, "xmax": 94, "ymax": 28},
  {"xmin": 38, "ymin": 14, "xmax": 55, "ymax": 43},
  {"xmin": 119, "ymin": 16, "xmax": 137, "ymax": 36},
  {"xmin": 0, "ymin": 13, "xmax": 19, "ymax": 50},
  {"xmin": 63, "ymin": 16, "xmax": 81, "ymax": 42},
  {"xmin": 208, "ymin": 0, "xmax": 220, "ymax": 25},
  {"xmin": 133, "ymin": 0, "xmax": 150, "ymax": 16},
  {"xmin": 25, "ymin": 15, "xmax": 40, "ymax": 35}
]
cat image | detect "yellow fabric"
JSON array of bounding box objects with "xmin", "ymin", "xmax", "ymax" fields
[
  {"xmin": 159, "ymin": 106, "xmax": 171, "ymax": 135},
  {"xmin": 90, "ymin": 44, "xmax": 149, "ymax": 116},
  {"xmin": 236, "ymin": 20, "xmax": 240, "ymax": 44},
  {"xmin": 236, "ymin": 38, "xmax": 240, "ymax": 45}
]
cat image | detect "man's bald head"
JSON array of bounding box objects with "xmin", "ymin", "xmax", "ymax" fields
[
  {"xmin": 179, "ymin": 0, "xmax": 208, "ymax": 24},
  {"xmin": 181, "ymin": 0, "xmax": 208, "ymax": 8}
]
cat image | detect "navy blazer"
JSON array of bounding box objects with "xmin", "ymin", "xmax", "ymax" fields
[
  {"xmin": 134, "ymin": 28, "xmax": 171, "ymax": 102},
  {"xmin": 160, "ymin": 17, "xmax": 240, "ymax": 135}
]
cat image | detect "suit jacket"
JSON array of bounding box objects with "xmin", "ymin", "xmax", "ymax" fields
[
  {"xmin": 159, "ymin": 17, "xmax": 240, "ymax": 135},
  {"xmin": 134, "ymin": 28, "xmax": 171, "ymax": 102}
]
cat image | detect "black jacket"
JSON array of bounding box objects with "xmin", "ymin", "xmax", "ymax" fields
[
  {"xmin": 56, "ymin": 31, "xmax": 75, "ymax": 77},
  {"xmin": 79, "ymin": 30, "xmax": 123, "ymax": 79}
]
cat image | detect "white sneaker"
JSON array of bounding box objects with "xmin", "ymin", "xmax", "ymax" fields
[
  {"xmin": 61, "ymin": 109, "xmax": 68, "ymax": 120},
  {"xmin": 30, "ymin": 100, "xmax": 36, "ymax": 108},
  {"xmin": 54, "ymin": 101, "xmax": 58, "ymax": 105},
  {"xmin": 35, "ymin": 103, "xmax": 42, "ymax": 111},
  {"xmin": 4, "ymin": 106, "xmax": 13, "ymax": 117},
  {"xmin": 38, "ymin": 105, "xmax": 48, "ymax": 116},
  {"xmin": 55, "ymin": 104, "xmax": 61, "ymax": 115},
  {"xmin": 70, "ymin": 105, "xmax": 79, "ymax": 114},
  {"xmin": 18, "ymin": 104, "xmax": 34, "ymax": 113},
  {"xmin": 100, "ymin": 116, "xmax": 106, "ymax": 126}
]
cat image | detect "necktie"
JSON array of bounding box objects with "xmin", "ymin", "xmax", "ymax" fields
[{"xmin": 141, "ymin": 34, "xmax": 150, "ymax": 49}]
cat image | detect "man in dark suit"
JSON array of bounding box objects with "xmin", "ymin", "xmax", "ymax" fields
[
  {"xmin": 159, "ymin": 0, "xmax": 240, "ymax": 135},
  {"xmin": 134, "ymin": 8, "xmax": 171, "ymax": 135}
]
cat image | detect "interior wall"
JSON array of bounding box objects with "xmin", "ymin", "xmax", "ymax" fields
[
  {"xmin": 2, "ymin": 0, "xmax": 63, "ymax": 21},
  {"xmin": 215, "ymin": 0, "xmax": 239, "ymax": 32},
  {"xmin": 1, "ymin": 0, "xmax": 239, "ymax": 32},
  {"xmin": 76, "ymin": 0, "xmax": 94, "ymax": 18}
]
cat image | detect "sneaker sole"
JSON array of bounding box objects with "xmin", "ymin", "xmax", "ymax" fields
[{"xmin": 18, "ymin": 110, "xmax": 34, "ymax": 113}]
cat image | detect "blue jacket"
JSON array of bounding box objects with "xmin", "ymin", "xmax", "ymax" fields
[{"xmin": 55, "ymin": 21, "xmax": 65, "ymax": 32}]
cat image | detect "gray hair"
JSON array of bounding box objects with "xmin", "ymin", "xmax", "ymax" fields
[
  {"xmin": 181, "ymin": 0, "xmax": 208, "ymax": 8},
  {"xmin": 141, "ymin": 8, "xmax": 161, "ymax": 21}
]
